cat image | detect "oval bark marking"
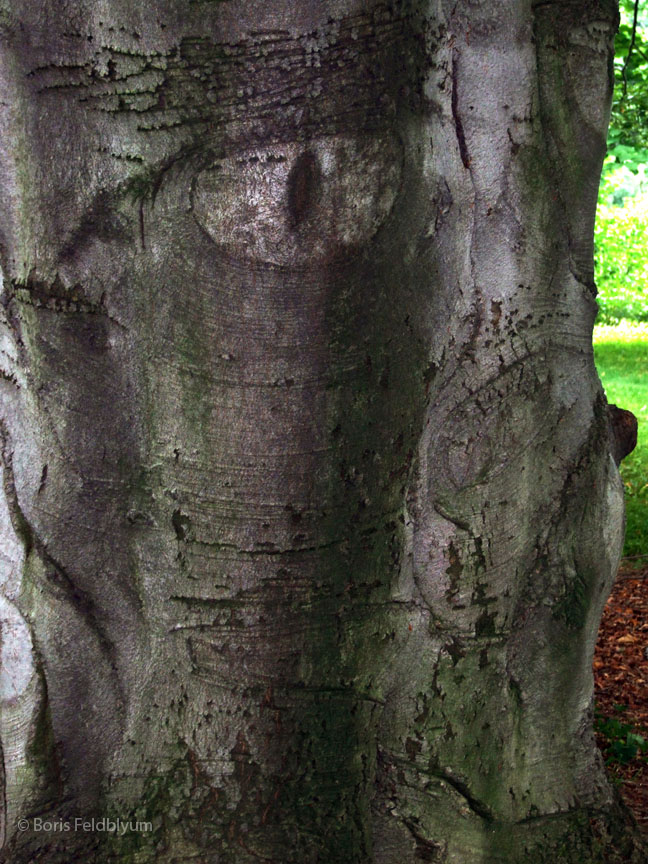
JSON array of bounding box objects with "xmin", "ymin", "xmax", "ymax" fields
[{"xmin": 191, "ymin": 135, "xmax": 402, "ymax": 267}]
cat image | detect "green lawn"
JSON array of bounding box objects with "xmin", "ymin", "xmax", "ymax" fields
[{"xmin": 594, "ymin": 321, "xmax": 648, "ymax": 561}]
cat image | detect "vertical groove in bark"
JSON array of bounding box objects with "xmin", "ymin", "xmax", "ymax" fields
[{"xmin": 0, "ymin": 0, "xmax": 644, "ymax": 862}]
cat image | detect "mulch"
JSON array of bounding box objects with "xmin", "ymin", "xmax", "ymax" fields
[{"xmin": 594, "ymin": 561, "xmax": 648, "ymax": 834}]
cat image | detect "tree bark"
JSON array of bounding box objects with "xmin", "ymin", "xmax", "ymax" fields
[{"xmin": 0, "ymin": 0, "xmax": 643, "ymax": 861}]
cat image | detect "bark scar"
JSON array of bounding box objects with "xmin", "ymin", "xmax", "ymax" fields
[{"xmin": 287, "ymin": 150, "xmax": 321, "ymax": 228}]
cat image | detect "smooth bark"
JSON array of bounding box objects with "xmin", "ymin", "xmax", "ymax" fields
[{"xmin": 0, "ymin": 0, "xmax": 643, "ymax": 861}]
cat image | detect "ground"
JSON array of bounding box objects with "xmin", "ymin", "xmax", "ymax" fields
[{"xmin": 594, "ymin": 561, "xmax": 648, "ymax": 835}]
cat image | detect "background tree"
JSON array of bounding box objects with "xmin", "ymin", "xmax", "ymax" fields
[
  {"xmin": 0, "ymin": 1, "xmax": 644, "ymax": 862},
  {"xmin": 608, "ymin": 0, "xmax": 648, "ymax": 156}
]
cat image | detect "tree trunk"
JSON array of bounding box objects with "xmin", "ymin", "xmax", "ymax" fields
[{"xmin": 0, "ymin": 1, "xmax": 643, "ymax": 861}]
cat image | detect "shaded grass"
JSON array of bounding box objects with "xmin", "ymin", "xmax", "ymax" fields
[{"xmin": 594, "ymin": 321, "xmax": 648, "ymax": 561}]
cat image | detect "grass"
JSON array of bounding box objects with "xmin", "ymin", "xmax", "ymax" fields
[{"xmin": 593, "ymin": 321, "xmax": 648, "ymax": 561}]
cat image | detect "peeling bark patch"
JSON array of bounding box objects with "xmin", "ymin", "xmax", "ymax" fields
[
  {"xmin": 287, "ymin": 151, "xmax": 321, "ymax": 228},
  {"xmin": 490, "ymin": 300, "xmax": 502, "ymax": 329},
  {"xmin": 172, "ymin": 509, "xmax": 192, "ymax": 542},
  {"xmin": 451, "ymin": 50, "xmax": 470, "ymax": 170},
  {"xmin": 474, "ymin": 608, "xmax": 496, "ymax": 638},
  {"xmin": 445, "ymin": 542, "xmax": 463, "ymax": 600}
]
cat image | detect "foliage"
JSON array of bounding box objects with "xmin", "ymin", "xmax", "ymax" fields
[
  {"xmin": 595, "ymin": 178, "xmax": 648, "ymax": 324},
  {"xmin": 593, "ymin": 323, "xmax": 648, "ymax": 559},
  {"xmin": 608, "ymin": 0, "xmax": 648, "ymax": 153},
  {"xmin": 594, "ymin": 0, "xmax": 648, "ymax": 326},
  {"xmin": 595, "ymin": 704, "xmax": 648, "ymax": 767}
]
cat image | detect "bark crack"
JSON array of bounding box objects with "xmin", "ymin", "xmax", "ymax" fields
[
  {"xmin": 430, "ymin": 765, "xmax": 495, "ymax": 822},
  {"xmin": 383, "ymin": 748, "xmax": 496, "ymax": 824},
  {"xmin": 451, "ymin": 48, "xmax": 470, "ymax": 170},
  {"xmin": 175, "ymin": 536, "xmax": 341, "ymax": 557},
  {"xmin": 402, "ymin": 817, "xmax": 447, "ymax": 861}
]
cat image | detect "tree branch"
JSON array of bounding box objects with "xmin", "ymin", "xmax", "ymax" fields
[{"xmin": 621, "ymin": 0, "xmax": 641, "ymax": 99}]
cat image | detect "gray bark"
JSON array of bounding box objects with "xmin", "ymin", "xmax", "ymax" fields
[{"xmin": 0, "ymin": 0, "xmax": 643, "ymax": 861}]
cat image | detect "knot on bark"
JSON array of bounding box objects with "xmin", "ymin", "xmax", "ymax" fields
[{"xmin": 607, "ymin": 404, "xmax": 638, "ymax": 466}]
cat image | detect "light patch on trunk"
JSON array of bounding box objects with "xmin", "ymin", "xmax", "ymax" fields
[
  {"xmin": 0, "ymin": 596, "xmax": 34, "ymax": 703},
  {"xmin": 0, "ymin": 463, "xmax": 24, "ymax": 603},
  {"xmin": 0, "ymin": 469, "xmax": 32, "ymax": 702},
  {"xmin": 191, "ymin": 135, "xmax": 402, "ymax": 267}
]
